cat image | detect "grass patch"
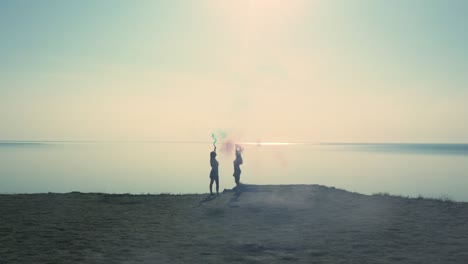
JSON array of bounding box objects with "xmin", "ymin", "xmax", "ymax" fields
[
  {"xmin": 372, "ymin": 192, "xmax": 456, "ymax": 202},
  {"xmin": 372, "ymin": 192, "xmax": 391, "ymax": 197}
]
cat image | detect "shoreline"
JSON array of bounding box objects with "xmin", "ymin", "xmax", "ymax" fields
[
  {"xmin": 1, "ymin": 184, "xmax": 465, "ymax": 203},
  {"xmin": 1, "ymin": 184, "xmax": 467, "ymax": 263}
]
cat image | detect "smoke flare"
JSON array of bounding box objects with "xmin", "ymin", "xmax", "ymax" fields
[{"xmin": 211, "ymin": 133, "xmax": 217, "ymax": 151}]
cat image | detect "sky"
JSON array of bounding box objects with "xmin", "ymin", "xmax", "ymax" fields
[{"xmin": 1, "ymin": 0, "xmax": 467, "ymax": 143}]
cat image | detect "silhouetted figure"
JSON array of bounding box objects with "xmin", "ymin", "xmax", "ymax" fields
[
  {"xmin": 233, "ymin": 145, "xmax": 243, "ymax": 187},
  {"xmin": 209, "ymin": 151, "xmax": 219, "ymax": 195}
]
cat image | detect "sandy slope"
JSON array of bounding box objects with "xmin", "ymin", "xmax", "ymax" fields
[{"xmin": 1, "ymin": 184, "xmax": 468, "ymax": 263}]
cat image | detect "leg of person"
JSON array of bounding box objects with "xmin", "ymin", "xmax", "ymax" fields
[
  {"xmin": 215, "ymin": 177, "xmax": 219, "ymax": 195},
  {"xmin": 234, "ymin": 175, "xmax": 240, "ymax": 186},
  {"xmin": 209, "ymin": 178, "xmax": 214, "ymax": 195}
]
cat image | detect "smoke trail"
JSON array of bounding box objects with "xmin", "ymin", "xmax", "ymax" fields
[
  {"xmin": 211, "ymin": 133, "xmax": 217, "ymax": 151},
  {"xmin": 212, "ymin": 130, "xmax": 229, "ymax": 153}
]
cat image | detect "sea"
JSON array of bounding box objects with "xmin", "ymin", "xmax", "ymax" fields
[{"xmin": 1, "ymin": 142, "xmax": 468, "ymax": 201}]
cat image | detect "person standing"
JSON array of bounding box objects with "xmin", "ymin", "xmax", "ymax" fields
[
  {"xmin": 209, "ymin": 151, "xmax": 219, "ymax": 195},
  {"xmin": 233, "ymin": 145, "xmax": 243, "ymax": 187}
]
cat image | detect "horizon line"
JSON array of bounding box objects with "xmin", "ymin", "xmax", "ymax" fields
[{"xmin": 1, "ymin": 140, "xmax": 468, "ymax": 145}]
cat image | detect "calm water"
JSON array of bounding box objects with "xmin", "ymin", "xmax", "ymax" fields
[{"xmin": 1, "ymin": 142, "xmax": 468, "ymax": 201}]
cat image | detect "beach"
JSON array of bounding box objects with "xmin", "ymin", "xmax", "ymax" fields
[{"xmin": 1, "ymin": 184, "xmax": 468, "ymax": 263}]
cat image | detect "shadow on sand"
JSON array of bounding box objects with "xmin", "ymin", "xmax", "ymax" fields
[
  {"xmin": 200, "ymin": 195, "xmax": 218, "ymax": 203},
  {"xmin": 199, "ymin": 184, "xmax": 270, "ymax": 206},
  {"xmin": 225, "ymin": 184, "xmax": 269, "ymax": 206}
]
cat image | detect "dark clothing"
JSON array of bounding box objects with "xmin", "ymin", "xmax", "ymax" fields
[
  {"xmin": 233, "ymin": 155, "xmax": 242, "ymax": 185},
  {"xmin": 210, "ymin": 177, "xmax": 219, "ymax": 189},
  {"xmin": 233, "ymin": 173, "xmax": 240, "ymax": 185},
  {"xmin": 233, "ymin": 166, "xmax": 241, "ymax": 177},
  {"xmin": 209, "ymin": 157, "xmax": 219, "ymax": 195},
  {"xmin": 210, "ymin": 159, "xmax": 219, "ymax": 179}
]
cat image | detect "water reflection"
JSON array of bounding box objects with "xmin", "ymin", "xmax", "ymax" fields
[
  {"xmin": 0, "ymin": 142, "xmax": 467, "ymax": 201},
  {"xmin": 324, "ymin": 143, "xmax": 468, "ymax": 156}
]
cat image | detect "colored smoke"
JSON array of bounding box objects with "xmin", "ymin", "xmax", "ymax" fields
[{"xmin": 211, "ymin": 133, "xmax": 217, "ymax": 151}]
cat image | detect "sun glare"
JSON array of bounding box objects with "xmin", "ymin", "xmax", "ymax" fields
[{"xmin": 240, "ymin": 142, "xmax": 303, "ymax": 146}]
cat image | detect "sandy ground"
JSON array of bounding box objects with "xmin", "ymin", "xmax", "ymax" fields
[{"xmin": 1, "ymin": 184, "xmax": 468, "ymax": 264}]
